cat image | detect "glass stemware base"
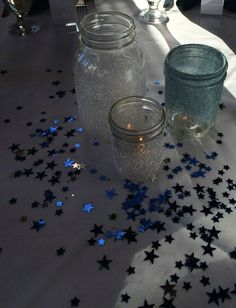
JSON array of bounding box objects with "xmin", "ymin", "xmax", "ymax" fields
[
  {"xmin": 139, "ymin": 8, "xmax": 169, "ymax": 24},
  {"xmin": 9, "ymin": 20, "xmax": 40, "ymax": 36}
]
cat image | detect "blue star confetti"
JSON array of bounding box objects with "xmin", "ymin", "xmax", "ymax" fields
[
  {"xmin": 82, "ymin": 202, "xmax": 95, "ymax": 213},
  {"xmin": 64, "ymin": 158, "xmax": 74, "ymax": 167},
  {"xmin": 55, "ymin": 200, "xmax": 64, "ymax": 207},
  {"xmin": 106, "ymin": 188, "xmax": 118, "ymax": 200},
  {"xmin": 97, "ymin": 238, "xmax": 106, "ymax": 246}
]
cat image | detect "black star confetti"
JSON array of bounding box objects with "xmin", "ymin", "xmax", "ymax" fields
[
  {"xmin": 184, "ymin": 253, "xmax": 200, "ymax": 272},
  {"xmin": 137, "ymin": 299, "xmax": 155, "ymax": 308},
  {"xmin": 201, "ymin": 243, "xmax": 216, "ymax": 256},
  {"xmin": 229, "ymin": 248, "xmax": 236, "ymax": 259},
  {"xmin": 152, "ymin": 240, "xmax": 161, "ymax": 250},
  {"xmin": 160, "ymin": 280, "xmax": 176, "ymax": 297},
  {"xmin": 70, "ymin": 296, "xmax": 80, "ymax": 307},
  {"xmin": 170, "ymin": 274, "xmax": 179, "ymax": 283},
  {"xmin": 19, "ymin": 216, "xmax": 27, "ymax": 223},
  {"xmin": 121, "ymin": 293, "xmax": 131, "ymax": 303},
  {"xmin": 90, "ymin": 224, "xmax": 104, "ymax": 237},
  {"xmin": 200, "ymin": 275, "xmax": 210, "ymax": 286},
  {"xmin": 144, "ymin": 249, "xmax": 159, "ymax": 264},
  {"xmin": 57, "ymin": 247, "xmax": 66, "ymax": 256},
  {"xmin": 9, "ymin": 198, "xmax": 17, "ymax": 205},
  {"xmin": 159, "ymin": 296, "xmax": 176, "ymax": 308},
  {"xmin": 126, "ymin": 266, "xmax": 135, "ymax": 275},
  {"xmin": 230, "ymin": 284, "xmax": 236, "ymax": 295},
  {"xmin": 97, "ymin": 255, "xmax": 112, "ymax": 270},
  {"xmin": 218, "ymin": 286, "xmax": 231, "ymax": 303},
  {"xmin": 183, "ymin": 281, "xmax": 192, "ymax": 291},
  {"xmin": 30, "ymin": 219, "xmax": 46, "ymax": 232}
]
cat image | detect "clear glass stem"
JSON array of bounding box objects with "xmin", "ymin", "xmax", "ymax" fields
[
  {"xmin": 139, "ymin": 0, "xmax": 169, "ymax": 24},
  {"xmin": 148, "ymin": 1, "xmax": 158, "ymax": 10}
]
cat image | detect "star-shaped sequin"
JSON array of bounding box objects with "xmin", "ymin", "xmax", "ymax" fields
[
  {"xmin": 72, "ymin": 162, "xmax": 81, "ymax": 170},
  {"xmin": 159, "ymin": 296, "xmax": 176, "ymax": 308},
  {"xmin": 152, "ymin": 240, "xmax": 161, "ymax": 250},
  {"xmin": 44, "ymin": 189, "xmax": 56, "ymax": 203},
  {"xmin": 126, "ymin": 266, "xmax": 135, "ymax": 275},
  {"xmin": 218, "ymin": 286, "xmax": 231, "ymax": 303},
  {"xmin": 201, "ymin": 243, "xmax": 216, "ymax": 256},
  {"xmin": 57, "ymin": 247, "xmax": 66, "ymax": 256},
  {"xmin": 30, "ymin": 219, "xmax": 46, "ymax": 231},
  {"xmin": 200, "ymin": 275, "xmax": 210, "ymax": 286},
  {"xmin": 170, "ymin": 274, "xmax": 179, "ymax": 283},
  {"xmin": 207, "ymin": 288, "xmax": 220, "ymax": 305},
  {"xmin": 64, "ymin": 158, "xmax": 74, "ymax": 167},
  {"xmin": 109, "ymin": 213, "xmax": 117, "ymax": 220},
  {"xmin": 74, "ymin": 143, "xmax": 81, "ymax": 149},
  {"xmin": 70, "ymin": 296, "xmax": 80, "ymax": 306},
  {"xmin": 83, "ymin": 202, "xmax": 95, "ymax": 213},
  {"xmin": 9, "ymin": 198, "xmax": 17, "ymax": 205},
  {"xmin": 121, "ymin": 293, "xmax": 131, "ymax": 303},
  {"xmin": 97, "ymin": 255, "xmax": 112, "ymax": 270},
  {"xmin": 123, "ymin": 226, "xmax": 137, "ymax": 244},
  {"xmin": 106, "ymin": 188, "xmax": 118, "ymax": 200},
  {"xmin": 138, "ymin": 299, "xmax": 155, "ymax": 308},
  {"xmin": 184, "ymin": 253, "xmax": 200, "ymax": 272},
  {"xmin": 19, "ymin": 216, "xmax": 27, "ymax": 223},
  {"xmin": 55, "ymin": 200, "xmax": 64, "ymax": 207},
  {"xmin": 160, "ymin": 280, "xmax": 176, "ymax": 297},
  {"xmin": 183, "ymin": 281, "xmax": 192, "ymax": 291},
  {"xmin": 144, "ymin": 249, "xmax": 159, "ymax": 264},
  {"xmin": 97, "ymin": 238, "xmax": 106, "ymax": 246},
  {"xmin": 90, "ymin": 224, "xmax": 103, "ymax": 237}
]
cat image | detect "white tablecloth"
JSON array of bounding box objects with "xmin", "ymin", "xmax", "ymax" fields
[{"xmin": 0, "ymin": 1, "xmax": 236, "ymax": 307}]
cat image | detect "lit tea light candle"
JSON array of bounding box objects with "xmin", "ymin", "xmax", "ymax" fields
[{"xmin": 127, "ymin": 123, "xmax": 132, "ymax": 130}]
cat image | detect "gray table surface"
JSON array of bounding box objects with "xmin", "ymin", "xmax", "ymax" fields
[{"xmin": 0, "ymin": 1, "xmax": 236, "ymax": 307}]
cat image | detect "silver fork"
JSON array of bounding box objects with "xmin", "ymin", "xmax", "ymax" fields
[
  {"xmin": 76, "ymin": 0, "xmax": 96, "ymax": 28},
  {"xmin": 85, "ymin": 0, "xmax": 96, "ymax": 14},
  {"xmin": 66, "ymin": 0, "xmax": 95, "ymax": 33}
]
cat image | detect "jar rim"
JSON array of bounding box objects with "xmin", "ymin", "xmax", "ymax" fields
[
  {"xmin": 109, "ymin": 96, "xmax": 166, "ymax": 138},
  {"xmin": 164, "ymin": 44, "xmax": 228, "ymax": 80},
  {"xmin": 80, "ymin": 11, "xmax": 135, "ymax": 43}
]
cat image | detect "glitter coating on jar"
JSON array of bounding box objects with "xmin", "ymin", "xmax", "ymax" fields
[
  {"xmin": 109, "ymin": 96, "xmax": 166, "ymax": 182},
  {"xmin": 74, "ymin": 12, "xmax": 146, "ymax": 140},
  {"xmin": 164, "ymin": 44, "xmax": 228, "ymax": 137}
]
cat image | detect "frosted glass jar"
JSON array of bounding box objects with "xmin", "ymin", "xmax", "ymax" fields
[
  {"xmin": 164, "ymin": 44, "xmax": 228, "ymax": 137},
  {"xmin": 74, "ymin": 12, "xmax": 146, "ymax": 140},
  {"xmin": 109, "ymin": 96, "xmax": 166, "ymax": 183}
]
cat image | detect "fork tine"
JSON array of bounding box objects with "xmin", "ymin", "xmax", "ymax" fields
[
  {"xmin": 76, "ymin": 6, "xmax": 88, "ymax": 25},
  {"xmin": 76, "ymin": 0, "xmax": 96, "ymax": 29},
  {"xmin": 85, "ymin": 0, "xmax": 96, "ymax": 13}
]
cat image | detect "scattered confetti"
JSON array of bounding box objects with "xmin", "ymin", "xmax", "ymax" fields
[{"xmin": 82, "ymin": 202, "xmax": 95, "ymax": 213}]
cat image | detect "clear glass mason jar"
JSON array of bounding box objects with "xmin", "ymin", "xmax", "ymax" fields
[
  {"xmin": 108, "ymin": 96, "xmax": 166, "ymax": 183},
  {"xmin": 164, "ymin": 44, "xmax": 228, "ymax": 137},
  {"xmin": 74, "ymin": 12, "xmax": 146, "ymax": 140}
]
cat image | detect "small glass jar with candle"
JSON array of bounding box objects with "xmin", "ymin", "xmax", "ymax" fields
[{"xmin": 108, "ymin": 96, "xmax": 166, "ymax": 183}]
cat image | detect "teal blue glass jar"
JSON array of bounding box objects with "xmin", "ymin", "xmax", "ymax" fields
[{"xmin": 164, "ymin": 44, "xmax": 228, "ymax": 137}]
